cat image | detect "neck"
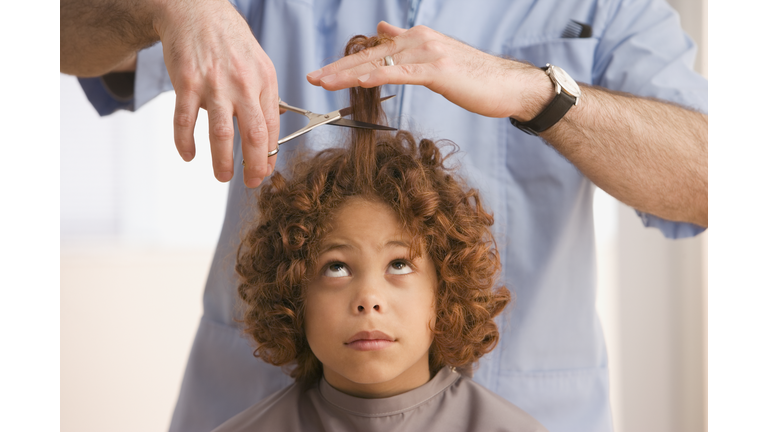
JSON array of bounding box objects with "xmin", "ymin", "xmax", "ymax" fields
[{"xmin": 323, "ymin": 352, "xmax": 431, "ymax": 398}]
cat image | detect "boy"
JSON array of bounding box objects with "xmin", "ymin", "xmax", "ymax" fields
[{"xmin": 215, "ymin": 34, "xmax": 548, "ymax": 432}]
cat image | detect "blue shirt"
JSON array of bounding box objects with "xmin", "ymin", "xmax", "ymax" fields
[{"xmin": 79, "ymin": 1, "xmax": 708, "ymax": 431}]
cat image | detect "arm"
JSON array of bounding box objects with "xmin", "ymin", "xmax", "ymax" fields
[
  {"xmin": 539, "ymin": 84, "xmax": 707, "ymax": 228},
  {"xmin": 307, "ymin": 22, "xmax": 707, "ymax": 228},
  {"xmin": 61, "ymin": 0, "xmax": 279, "ymax": 188},
  {"xmin": 60, "ymin": 0, "xmax": 152, "ymax": 76}
]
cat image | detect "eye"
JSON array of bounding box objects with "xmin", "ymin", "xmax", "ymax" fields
[
  {"xmin": 323, "ymin": 262, "xmax": 350, "ymax": 278},
  {"xmin": 387, "ymin": 260, "xmax": 414, "ymax": 275}
]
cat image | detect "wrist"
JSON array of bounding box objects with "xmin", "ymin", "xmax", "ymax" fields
[
  {"xmin": 508, "ymin": 64, "xmax": 582, "ymax": 135},
  {"xmin": 152, "ymin": 0, "xmax": 237, "ymax": 37},
  {"xmin": 509, "ymin": 65, "xmax": 556, "ymax": 122},
  {"xmin": 149, "ymin": 0, "xmax": 175, "ymax": 40}
]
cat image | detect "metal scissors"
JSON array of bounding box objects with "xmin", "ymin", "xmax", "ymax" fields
[{"xmin": 270, "ymin": 95, "xmax": 398, "ymax": 156}]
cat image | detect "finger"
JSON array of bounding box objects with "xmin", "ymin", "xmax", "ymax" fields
[
  {"xmin": 260, "ymin": 85, "xmax": 280, "ymax": 178},
  {"xmin": 207, "ymin": 102, "xmax": 235, "ymax": 183},
  {"xmin": 357, "ymin": 63, "xmax": 438, "ymax": 89},
  {"xmin": 239, "ymin": 83, "xmax": 280, "ymax": 188},
  {"xmin": 174, "ymin": 89, "xmax": 201, "ymax": 162},
  {"xmin": 319, "ymin": 46, "xmax": 442, "ymax": 91},
  {"xmin": 237, "ymin": 104, "xmax": 269, "ymax": 188},
  {"xmin": 306, "ymin": 37, "xmax": 405, "ymax": 85},
  {"xmin": 376, "ymin": 21, "xmax": 407, "ymax": 37}
]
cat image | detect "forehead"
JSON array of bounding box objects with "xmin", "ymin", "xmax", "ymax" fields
[
  {"xmin": 314, "ymin": 197, "xmax": 427, "ymax": 259},
  {"xmin": 325, "ymin": 197, "xmax": 405, "ymax": 242}
]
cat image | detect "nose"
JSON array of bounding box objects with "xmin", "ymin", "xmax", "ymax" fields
[
  {"xmin": 352, "ymin": 277, "xmax": 384, "ymax": 314},
  {"xmin": 355, "ymin": 293, "xmax": 382, "ymax": 313}
]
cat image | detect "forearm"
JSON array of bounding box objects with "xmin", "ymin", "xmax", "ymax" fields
[
  {"xmin": 305, "ymin": 23, "xmax": 708, "ymax": 227},
  {"xmin": 535, "ymin": 85, "xmax": 708, "ymax": 227},
  {"xmin": 60, "ymin": 0, "xmax": 159, "ymax": 76}
]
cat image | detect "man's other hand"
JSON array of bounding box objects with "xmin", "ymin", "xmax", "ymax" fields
[{"xmin": 156, "ymin": 0, "xmax": 279, "ymax": 188}]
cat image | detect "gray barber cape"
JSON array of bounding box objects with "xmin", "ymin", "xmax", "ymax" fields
[{"xmin": 213, "ymin": 367, "xmax": 548, "ymax": 432}]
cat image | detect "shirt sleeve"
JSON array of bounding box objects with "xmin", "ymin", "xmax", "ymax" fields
[
  {"xmin": 593, "ymin": 0, "xmax": 707, "ymax": 239},
  {"xmin": 77, "ymin": 42, "xmax": 173, "ymax": 117}
]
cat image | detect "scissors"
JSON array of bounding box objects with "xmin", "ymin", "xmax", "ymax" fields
[{"xmin": 268, "ymin": 95, "xmax": 398, "ymax": 156}]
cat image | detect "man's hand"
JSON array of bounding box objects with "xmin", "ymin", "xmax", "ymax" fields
[
  {"xmin": 155, "ymin": 0, "xmax": 279, "ymax": 187},
  {"xmin": 306, "ymin": 21, "xmax": 551, "ymax": 121},
  {"xmin": 61, "ymin": 0, "xmax": 279, "ymax": 188},
  {"xmin": 307, "ymin": 21, "xmax": 707, "ymax": 227}
]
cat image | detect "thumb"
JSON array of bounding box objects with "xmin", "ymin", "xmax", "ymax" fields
[{"xmin": 377, "ymin": 21, "xmax": 407, "ymax": 37}]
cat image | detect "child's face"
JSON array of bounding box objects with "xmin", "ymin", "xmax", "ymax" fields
[{"xmin": 304, "ymin": 197, "xmax": 437, "ymax": 398}]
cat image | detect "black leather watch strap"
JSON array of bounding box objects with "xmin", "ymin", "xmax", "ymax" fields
[{"xmin": 509, "ymin": 67, "xmax": 577, "ymax": 136}]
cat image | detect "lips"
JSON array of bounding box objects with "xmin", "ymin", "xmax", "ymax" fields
[{"xmin": 345, "ymin": 330, "xmax": 395, "ymax": 351}]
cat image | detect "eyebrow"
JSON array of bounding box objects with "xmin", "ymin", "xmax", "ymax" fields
[{"xmin": 318, "ymin": 239, "xmax": 411, "ymax": 255}]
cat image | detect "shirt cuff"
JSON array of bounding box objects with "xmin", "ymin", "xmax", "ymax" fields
[
  {"xmin": 635, "ymin": 210, "xmax": 706, "ymax": 239},
  {"xmin": 77, "ymin": 76, "xmax": 135, "ymax": 117},
  {"xmin": 77, "ymin": 42, "xmax": 173, "ymax": 117}
]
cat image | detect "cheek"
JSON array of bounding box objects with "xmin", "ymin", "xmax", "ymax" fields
[
  {"xmin": 303, "ymin": 288, "xmax": 322, "ymax": 341},
  {"xmin": 303, "ymin": 287, "xmax": 340, "ymax": 342},
  {"xmin": 409, "ymin": 287, "xmax": 437, "ymax": 336}
]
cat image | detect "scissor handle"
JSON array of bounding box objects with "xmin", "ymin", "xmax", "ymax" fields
[{"xmin": 278, "ymin": 98, "xmax": 312, "ymax": 117}]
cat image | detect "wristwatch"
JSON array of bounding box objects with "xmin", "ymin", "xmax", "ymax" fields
[{"xmin": 509, "ymin": 64, "xmax": 581, "ymax": 136}]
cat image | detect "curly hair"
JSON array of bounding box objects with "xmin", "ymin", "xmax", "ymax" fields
[{"xmin": 235, "ymin": 34, "xmax": 511, "ymax": 388}]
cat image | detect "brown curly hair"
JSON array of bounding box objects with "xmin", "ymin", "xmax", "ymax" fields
[{"xmin": 236, "ymin": 34, "xmax": 511, "ymax": 388}]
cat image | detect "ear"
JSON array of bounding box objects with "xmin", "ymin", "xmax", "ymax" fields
[{"xmin": 377, "ymin": 21, "xmax": 407, "ymax": 37}]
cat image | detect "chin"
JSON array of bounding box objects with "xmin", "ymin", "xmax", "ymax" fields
[{"xmin": 341, "ymin": 364, "xmax": 400, "ymax": 385}]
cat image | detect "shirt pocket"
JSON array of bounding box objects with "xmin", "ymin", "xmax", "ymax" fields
[
  {"xmin": 498, "ymin": 39, "xmax": 598, "ymax": 184},
  {"xmin": 502, "ymin": 38, "xmax": 598, "ymax": 85}
]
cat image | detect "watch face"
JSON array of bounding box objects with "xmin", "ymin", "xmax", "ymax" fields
[{"xmin": 550, "ymin": 65, "xmax": 582, "ymax": 98}]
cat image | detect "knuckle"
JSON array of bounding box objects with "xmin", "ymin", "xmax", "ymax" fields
[
  {"xmin": 322, "ymin": 62, "xmax": 339, "ymax": 75},
  {"xmin": 208, "ymin": 75, "xmax": 226, "ymax": 94},
  {"xmin": 433, "ymin": 57, "xmax": 451, "ymax": 69},
  {"xmin": 213, "ymin": 160, "xmax": 233, "ymax": 173},
  {"xmin": 411, "ymin": 25, "xmax": 431, "ymax": 38},
  {"xmin": 357, "ymin": 48, "xmax": 376, "ymax": 62},
  {"xmin": 403, "ymin": 63, "xmax": 424, "ymax": 75},
  {"xmin": 263, "ymin": 114, "xmax": 280, "ymax": 130},
  {"xmin": 423, "ymin": 40, "xmax": 444, "ymax": 54},
  {"xmin": 262, "ymin": 61, "xmax": 278, "ymax": 81},
  {"xmin": 174, "ymin": 112, "xmax": 195, "ymax": 129},
  {"xmin": 211, "ymin": 123, "xmax": 234, "ymax": 141},
  {"xmin": 176, "ymin": 70, "xmax": 200, "ymax": 89},
  {"xmin": 257, "ymin": 52, "xmax": 276, "ymax": 70},
  {"xmin": 230, "ymin": 68, "xmax": 250, "ymax": 88},
  {"xmin": 249, "ymin": 163, "xmax": 269, "ymax": 177},
  {"xmin": 245, "ymin": 122, "xmax": 267, "ymax": 144}
]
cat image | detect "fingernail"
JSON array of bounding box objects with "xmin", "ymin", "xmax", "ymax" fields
[
  {"xmin": 182, "ymin": 152, "xmax": 193, "ymax": 161},
  {"xmin": 267, "ymin": 165, "xmax": 274, "ymax": 176},
  {"xmin": 307, "ymin": 69, "xmax": 322, "ymax": 79},
  {"xmin": 358, "ymin": 74, "xmax": 371, "ymax": 83},
  {"xmin": 216, "ymin": 170, "xmax": 233, "ymax": 183},
  {"xmin": 246, "ymin": 177, "xmax": 262, "ymax": 189},
  {"xmin": 320, "ymin": 74, "xmax": 337, "ymax": 85}
]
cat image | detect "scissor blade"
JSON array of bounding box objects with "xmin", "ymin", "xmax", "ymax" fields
[
  {"xmin": 277, "ymin": 113, "xmax": 341, "ymax": 145},
  {"xmin": 338, "ymin": 94, "xmax": 397, "ymax": 118},
  {"xmin": 330, "ymin": 118, "xmax": 398, "ymax": 131}
]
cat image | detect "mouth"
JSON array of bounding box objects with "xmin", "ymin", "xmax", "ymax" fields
[{"xmin": 345, "ymin": 330, "xmax": 395, "ymax": 351}]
